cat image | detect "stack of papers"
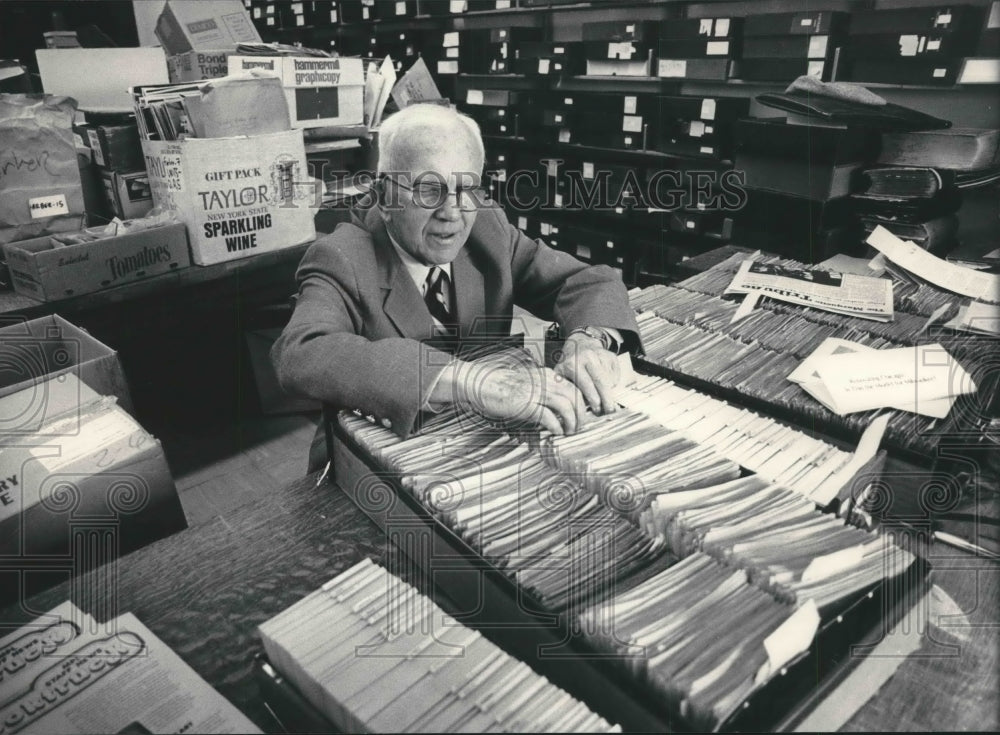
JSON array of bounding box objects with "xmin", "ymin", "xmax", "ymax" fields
[
  {"xmin": 726, "ymin": 258, "xmax": 895, "ymax": 322},
  {"xmin": 790, "ymin": 338, "xmax": 977, "ymax": 418}
]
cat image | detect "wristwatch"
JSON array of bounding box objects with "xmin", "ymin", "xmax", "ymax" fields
[{"xmin": 569, "ymin": 326, "xmax": 617, "ymax": 353}]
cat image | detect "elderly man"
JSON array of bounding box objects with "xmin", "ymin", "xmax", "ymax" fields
[{"xmin": 273, "ymin": 103, "xmax": 640, "ymax": 470}]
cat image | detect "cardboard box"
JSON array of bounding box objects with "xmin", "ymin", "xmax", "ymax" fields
[
  {"xmin": 167, "ymin": 48, "xmax": 234, "ymax": 82},
  {"xmin": 0, "ymin": 314, "xmax": 133, "ymax": 414},
  {"xmin": 35, "ymin": 48, "xmax": 169, "ymax": 112},
  {"xmin": 75, "ymin": 123, "xmax": 144, "ymax": 172},
  {"xmin": 142, "ymin": 129, "xmax": 316, "ymax": 265},
  {"xmin": 101, "ymin": 170, "xmax": 154, "ymax": 220},
  {"xmin": 228, "ymin": 55, "xmax": 364, "ymax": 129},
  {"xmin": 3, "ymin": 223, "xmax": 190, "ymax": 302},
  {"xmin": 155, "ymin": 0, "xmax": 262, "ymax": 56}
]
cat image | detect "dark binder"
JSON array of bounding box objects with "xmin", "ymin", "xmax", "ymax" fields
[
  {"xmin": 734, "ymin": 151, "xmax": 862, "ymax": 200},
  {"xmin": 734, "ymin": 117, "xmax": 879, "ymax": 163},
  {"xmin": 659, "ymin": 17, "xmax": 741, "ymax": 40},
  {"xmin": 742, "ymin": 34, "xmax": 833, "ymax": 59},
  {"xmin": 515, "ymin": 41, "xmax": 582, "ymax": 60},
  {"xmin": 658, "ymin": 37, "xmax": 738, "ymax": 58},
  {"xmin": 754, "ymin": 92, "xmax": 951, "ymax": 131},
  {"xmin": 736, "ymin": 58, "xmax": 832, "ymax": 82},
  {"xmin": 842, "ymin": 58, "xmax": 964, "ymax": 86},
  {"xmin": 581, "ymin": 20, "xmax": 660, "ymax": 42},
  {"xmin": 659, "ymin": 95, "xmax": 749, "ymax": 122},
  {"xmin": 511, "ymin": 54, "xmax": 584, "ymax": 76},
  {"xmin": 847, "ymin": 5, "xmax": 983, "ymax": 37},
  {"xmin": 372, "ymin": 0, "xmax": 416, "ymax": 19},
  {"xmin": 489, "ymin": 27, "xmax": 544, "ymax": 45},
  {"xmin": 656, "ymin": 57, "xmax": 731, "ymax": 80},
  {"xmin": 582, "ymin": 41, "xmax": 656, "ymax": 61},
  {"xmin": 842, "ymin": 32, "xmax": 968, "ymax": 60},
  {"xmin": 743, "ymin": 11, "xmax": 848, "ymax": 37},
  {"xmin": 462, "ymin": 88, "xmax": 519, "ymax": 107}
]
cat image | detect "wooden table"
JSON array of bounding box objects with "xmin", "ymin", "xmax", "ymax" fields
[{"xmin": 1, "ymin": 470, "xmax": 995, "ymax": 733}]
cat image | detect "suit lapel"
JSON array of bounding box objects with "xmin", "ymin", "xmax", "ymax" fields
[
  {"xmin": 371, "ymin": 211, "xmax": 436, "ymax": 340},
  {"xmin": 452, "ymin": 246, "xmax": 486, "ymax": 340}
]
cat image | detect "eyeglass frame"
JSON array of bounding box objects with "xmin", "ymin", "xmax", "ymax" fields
[{"xmin": 378, "ymin": 173, "xmax": 490, "ymax": 211}]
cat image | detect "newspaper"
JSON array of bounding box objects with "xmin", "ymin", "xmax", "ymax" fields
[
  {"xmin": 725, "ymin": 258, "xmax": 895, "ymax": 322},
  {"xmin": 0, "ymin": 605, "xmax": 260, "ymax": 734}
]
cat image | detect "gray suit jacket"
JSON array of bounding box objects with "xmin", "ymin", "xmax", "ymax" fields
[{"xmin": 272, "ymin": 199, "xmax": 640, "ymax": 438}]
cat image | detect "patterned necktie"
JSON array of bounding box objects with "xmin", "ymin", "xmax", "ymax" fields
[{"xmin": 424, "ymin": 266, "xmax": 453, "ymax": 326}]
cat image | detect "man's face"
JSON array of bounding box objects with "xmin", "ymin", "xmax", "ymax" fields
[{"xmin": 381, "ymin": 143, "xmax": 481, "ymax": 266}]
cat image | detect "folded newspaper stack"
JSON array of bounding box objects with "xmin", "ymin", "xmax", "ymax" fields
[
  {"xmin": 725, "ymin": 258, "xmax": 895, "ymax": 322},
  {"xmin": 789, "ymin": 337, "xmax": 977, "ymax": 418},
  {"xmin": 0, "ymin": 602, "xmax": 259, "ymax": 734}
]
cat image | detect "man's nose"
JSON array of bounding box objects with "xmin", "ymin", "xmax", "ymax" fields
[{"xmin": 435, "ymin": 193, "xmax": 463, "ymax": 220}]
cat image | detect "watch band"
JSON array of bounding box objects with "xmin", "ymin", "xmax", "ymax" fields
[{"xmin": 570, "ymin": 326, "xmax": 617, "ymax": 352}]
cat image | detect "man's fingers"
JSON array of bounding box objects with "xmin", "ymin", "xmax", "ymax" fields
[
  {"xmin": 543, "ymin": 381, "xmax": 581, "ymax": 434},
  {"xmin": 586, "ymin": 357, "xmax": 620, "ymax": 415},
  {"xmin": 537, "ymin": 405, "xmax": 565, "ymax": 435}
]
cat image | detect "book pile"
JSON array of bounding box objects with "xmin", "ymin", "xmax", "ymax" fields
[
  {"xmin": 840, "ymin": 5, "xmax": 987, "ymax": 86},
  {"xmin": 959, "ymin": 0, "xmax": 1000, "ymax": 83},
  {"xmin": 258, "ymin": 559, "xmax": 622, "ymax": 733},
  {"xmin": 0, "ymin": 601, "xmax": 259, "ymax": 733},
  {"xmin": 736, "ymin": 10, "xmax": 846, "ymax": 82},
  {"xmin": 854, "ymin": 127, "xmax": 1000, "ymax": 256}
]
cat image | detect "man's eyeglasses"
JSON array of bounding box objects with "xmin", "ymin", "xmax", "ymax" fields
[{"xmin": 381, "ymin": 175, "xmax": 490, "ymax": 211}]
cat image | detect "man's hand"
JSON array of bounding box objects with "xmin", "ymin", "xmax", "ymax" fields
[
  {"xmin": 432, "ymin": 356, "xmax": 588, "ymax": 434},
  {"xmin": 553, "ymin": 331, "xmax": 621, "ymax": 416}
]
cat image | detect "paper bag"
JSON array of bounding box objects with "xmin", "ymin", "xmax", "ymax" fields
[{"xmin": 0, "ymin": 94, "xmax": 86, "ymax": 245}]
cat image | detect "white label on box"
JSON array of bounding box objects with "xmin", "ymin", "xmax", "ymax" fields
[
  {"xmin": 624, "ymin": 135, "xmax": 633, "ymax": 145},
  {"xmin": 626, "ymin": 24, "xmax": 635, "ymax": 33},
  {"xmin": 899, "ymin": 34, "xmax": 920, "ymax": 56},
  {"xmin": 623, "ymin": 115, "xmax": 642, "ymax": 132},
  {"xmin": 558, "ymin": 129, "xmax": 571, "ymax": 142},
  {"xmin": 296, "ymin": 16, "xmax": 305, "ymax": 26},
  {"xmin": 496, "ymin": 169, "xmax": 506, "ymax": 181},
  {"xmin": 699, "ymin": 19, "xmax": 713, "ymax": 35},
  {"xmin": 28, "ymin": 193, "xmax": 69, "ymax": 219},
  {"xmin": 539, "ymin": 59, "xmax": 550, "ymax": 74},
  {"xmin": 554, "ymin": 46, "xmax": 564, "ymax": 54},
  {"xmin": 330, "ymin": 10, "xmax": 337, "ymax": 22},
  {"xmin": 444, "ymin": 31, "xmax": 459, "ymax": 46},
  {"xmin": 518, "ymin": 216, "xmax": 528, "ymax": 229},
  {"xmin": 497, "ymin": 0, "xmax": 511, "ymax": 8},
  {"xmin": 438, "ymin": 60, "xmax": 459, "ymax": 74},
  {"xmin": 624, "ymin": 95, "xmax": 637, "ymax": 114},
  {"xmin": 705, "ymin": 124, "xmax": 714, "ymax": 134},
  {"xmin": 927, "ymin": 38, "xmax": 941, "ymax": 50},
  {"xmin": 396, "ymin": 1, "xmax": 406, "ymax": 14},
  {"xmin": 606, "ymin": 240, "xmax": 614, "ymax": 248},
  {"xmin": 499, "ymin": 123, "xmax": 507, "ymax": 133},
  {"xmin": 546, "ymin": 159, "xmax": 559, "ymax": 177},
  {"xmin": 446, "ymin": 47, "xmax": 460, "ymax": 58},
  {"xmin": 701, "ymin": 100, "xmax": 716, "ymax": 124},
  {"xmin": 86, "ymin": 129, "xmax": 105, "ymax": 167},
  {"xmin": 686, "ymin": 219, "xmax": 696, "ymax": 229},
  {"xmin": 450, "ymin": 0, "xmax": 466, "ymax": 11},
  {"xmin": 808, "ymin": 35, "xmax": 829, "ymax": 58},
  {"xmin": 498, "ymin": 29, "xmax": 508, "ymax": 39},
  {"xmin": 807, "ymin": 60, "xmax": 824, "ymax": 77},
  {"xmin": 467, "ymin": 89, "xmax": 484, "ymax": 104},
  {"xmin": 564, "ymin": 96, "xmax": 573, "ymax": 105},
  {"xmin": 267, "ymin": 17, "xmax": 275, "ymax": 26},
  {"xmin": 291, "ymin": 2, "xmax": 303, "ymax": 12},
  {"xmin": 577, "ymin": 244, "xmax": 591, "ymax": 260},
  {"xmin": 716, "ymin": 18, "xmax": 730, "ymax": 36},
  {"xmin": 659, "ymin": 59, "xmax": 686, "ymax": 77},
  {"xmin": 935, "ymin": 12, "xmax": 952, "ymax": 26},
  {"xmin": 700, "ymin": 145, "xmax": 713, "ymax": 154},
  {"xmin": 614, "ymin": 206, "xmax": 623, "ymax": 214},
  {"xmin": 540, "ymin": 222, "xmax": 551, "ymax": 235},
  {"xmin": 554, "ymin": 61, "xmax": 563, "ymax": 71},
  {"xmin": 497, "ymin": 108, "xmax": 506, "ymax": 117},
  {"xmin": 801, "ymin": 17, "xmax": 813, "ymax": 26},
  {"xmin": 363, "ymin": 6, "xmax": 370, "ymax": 18},
  {"xmin": 253, "ymin": 7, "xmax": 262, "ymax": 18},
  {"xmin": 933, "ymin": 67, "xmax": 947, "ymax": 77},
  {"xmin": 554, "ymin": 193, "xmax": 563, "ymax": 206},
  {"xmin": 554, "ymin": 113, "xmax": 563, "ymax": 123},
  {"xmin": 706, "ymin": 40, "xmax": 729, "ymax": 55},
  {"xmin": 609, "ymin": 41, "xmax": 633, "ymax": 59},
  {"xmin": 551, "ymin": 225, "xmax": 559, "ymax": 234},
  {"xmin": 583, "ymin": 162, "xmax": 595, "ymax": 179},
  {"xmin": 689, "ymin": 120, "xmax": 706, "ymax": 137}
]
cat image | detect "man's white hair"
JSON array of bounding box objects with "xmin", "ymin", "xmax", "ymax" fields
[{"xmin": 377, "ymin": 103, "xmax": 485, "ymax": 175}]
